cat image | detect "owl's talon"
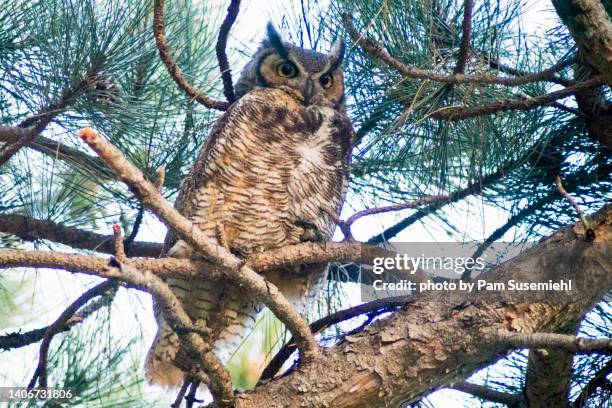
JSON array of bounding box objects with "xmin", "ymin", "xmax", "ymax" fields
[{"xmin": 294, "ymin": 219, "xmax": 325, "ymax": 242}]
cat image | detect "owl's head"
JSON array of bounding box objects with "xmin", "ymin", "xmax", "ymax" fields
[{"xmin": 234, "ymin": 23, "xmax": 345, "ymax": 106}]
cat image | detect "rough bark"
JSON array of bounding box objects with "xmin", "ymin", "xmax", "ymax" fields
[
  {"xmin": 553, "ymin": 0, "xmax": 612, "ymax": 87},
  {"xmin": 230, "ymin": 206, "xmax": 611, "ymax": 407}
]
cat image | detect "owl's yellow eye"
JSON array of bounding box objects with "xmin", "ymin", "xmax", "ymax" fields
[
  {"xmin": 319, "ymin": 73, "xmax": 333, "ymax": 89},
  {"xmin": 276, "ymin": 62, "xmax": 298, "ymax": 78}
]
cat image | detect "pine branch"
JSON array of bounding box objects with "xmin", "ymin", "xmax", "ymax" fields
[
  {"xmin": 429, "ymin": 78, "xmax": 604, "ymax": 120},
  {"xmin": 450, "ymin": 381, "xmax": 524, "ymax": 406},
  {"xmin": 342, "ymin": 13, "xmax": 574, "ymax": 86},
  {"xmin": 258, "ymin": 296, "xmax": 412, "ymax": 384},
  {"xmin": 0, "ymin": 67, "xmax": 100, "ymax": 167},
  {"xmin": 0, "ymin": 243, "xmax": 401, "ymax": 286},
  {"xmin": 0, "ymin": 130, "xmax": 114, "ymax": 179},
  {"xmin": 27, "ymin": 280, "xmax": 117, "ymax": 389},
  {"xmin": 0, "ymin": 213, "xmax": 163, "ymax": 258},
  {"xmin": 367, "ymin": 165, "xmax": 511, "ymax": 244},
  {"xmin": 0, "ymin": 284, "xmax": 117, "ymax": 351},
  {"xmin": 216, "ymin": 0, "xmax": 241, "ymax": 102},
  {"xmin": 153, "ymin": 0, "xmax": 230, "ymax": 111},
  {"xmin": 338, "ymin": 195, "xmax": 450, "ymax": 240}
]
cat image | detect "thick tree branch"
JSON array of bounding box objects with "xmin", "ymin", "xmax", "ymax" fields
[
  {"xmin": 230, "ymin": 205, "xmax": 611, "ymax": 406},
  {"xmin": 152, "ymin": 0, "xmax": 230, "ymax": 111},
  {"xmin": 553, "ymin": 0, "xmax": 612, "ymax": 87},
  {"xmin": 259, "ymin": 296, "xmax": 413, "ymax": 384},
  {"xmin": 498, "ymin": 332, "xmax": 612, "ymax": 354},
  {"xmin": 78, "ymin": 128, "xmax": 318, "ymax": 362},
  {"xmin": 216, "ymin": 0, "xmax": 241, "ymax": 102},
  {"xmin": 342, "ymin": 13, "xmax": 574, "ymax": 86}
]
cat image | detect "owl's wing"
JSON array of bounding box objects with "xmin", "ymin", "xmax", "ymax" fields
[{"xmin": 162, "ymin": 102, "xmax": 238, "ymax": 253}]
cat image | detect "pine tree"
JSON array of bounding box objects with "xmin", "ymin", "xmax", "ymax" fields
[{"xmin": 0, "ymin": 0, "xmax": 610, "ymax": 406}]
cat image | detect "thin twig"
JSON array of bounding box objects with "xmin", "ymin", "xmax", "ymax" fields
[
  {"xmin": 171, "ymin": 378, "xmax": 191, "ymax": 408},
  {"xmin": 152, "ymin": 0, "xmax": 229, "ymax": 111},
  {"xmin": 450, "ymin": 380, "xmax": 523, "ymax": 407},
  {"xmin": 0, "ymin": 287, "xmax": 116, "ymax": 351},
  {"xmin": 216, "ymin": 0, "xmax": 241, "ymax": 102},
  {"xmin": 496, "ymin": 332, "xmax": 612, "ymax": 354},
  {"xmin": 454, "ymin": 0, "xmax": 474, "ymax": 74},
  {"xmin": 342, "ymin": 13, "xmax": 574, "ymax": 87},
  {"xmin": 185, "ymin": 380, "xmax": 201, "ymax": 408},
  {"xmin": 124, "ymin": 205, "xmax": 144, "ymax": 256},
  {"xmin": 0, "ymin": 68, "xmax": 99, "ymax": 167},
  {"xmin": 27, "ymin": 280, "xmax": 117, "ymax": 390},
  {"xmin": 0, "ymin": 130, "xmax": 114, "ymax": 179},
  {"xmin": 338, "ymin": 195, "xmax": 450, "ymax": 240},
  {"xmin": 556, "ymin": 175, "xmax": 595, "ymax": 240},
  {"xmin": 429, "ymin": 78, "xmax": 603, "ymax": 120},
  {"xmin": 258, "ymin": 296, "xmax": 412, "ymax": 384},
  {"xmin": 112, "ymin": 224, "xmax": 127, "ymax": 261}
]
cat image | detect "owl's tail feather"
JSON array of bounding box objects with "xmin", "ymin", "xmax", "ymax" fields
[
  {"xmin": 145, "ymin": 323, "xmax": 184, "ymax": 388},
  {"xmin": 144, "ymin": 295, "xmax": 260, "ymax": 388}
]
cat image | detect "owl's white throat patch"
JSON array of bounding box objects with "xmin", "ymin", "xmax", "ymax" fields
[{"xmin": 297, "ymin": 144, "xmax": 325, "ymax": 170}]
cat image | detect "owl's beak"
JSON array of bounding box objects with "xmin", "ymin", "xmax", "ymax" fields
[{"xmin": 302, "ymin": 78, "xmax": 314, "ymax": 105}]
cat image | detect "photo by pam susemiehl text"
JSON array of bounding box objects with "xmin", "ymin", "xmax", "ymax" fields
[{"xmin": 372, "ymin": 279, "xmax": 573, "ymax": 292}]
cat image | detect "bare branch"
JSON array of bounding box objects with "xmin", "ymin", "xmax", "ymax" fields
[
  {"xmin": 0, "ymin": 130, "xmax": 114, "ymax": 179},
  {"xmin": 338, "ymin": 195, "xmax": 450, "ymax": 240},
  {"xmin": 78, "ymin": 128, "xmax": 318, "ymax": 361},
  {"xmin": 556, "ymin": 175, "xmax": 595, "ymax": 240},
  {"xmin": 0, "ymin": 285, "xmax": 116, "ymax": 351},
  {"xmin": 27, "ymin": 280, "xmax": 117, "ymax": 390},
  {"xmin": 368, "ymin": 165, "xmax": 511, "ymax": 244},
  {"xmin": 0, "ymin": 67, "xmax": 99, "ymax": 167},
  {"xmin": 342, "ymin": 13, "xmax": 574, "ymax": 86},
  {"xmin": 216, "ymin": 0, "xmax": 241, "ymax": 102},
  {"xmin": 109, "ymin": 261, "xmax": 234, "ymax": 406},
  {"xmin": 497, "ymin": 332, "xmax": 612, "ymax": 354},
  {"xmin": 171, "ymin": 379, "xmax": 190, "ymax": 408},
  {"xmin": 259, "ymin": 296, "xmax": 412, "ymax": 384},
  {"xmin": 153, "ymin": 0, "xmax": 230, "ymax": 111},
  {"xmin": 450, "ymin": 380, "xmax": 524, "ymax": 406},
  {"xmin": 429, "ymin": 78, "xmax": 604, "ymax": 120},
  {"xmin": 0, "ymin": 213, "xmax": 163, "ymax": 258},
  {"xmin": 454, "ymin": 0, "xmax": 474, "ymax": 74}
]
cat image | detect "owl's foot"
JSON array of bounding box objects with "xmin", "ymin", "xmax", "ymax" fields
[
  {"xmin": 167, "ymin": 240, "xmax": 195, "ymax": 259},
  {"xmin": 294, "ymin": 219, "xmax": 325, "ymax": 243}
]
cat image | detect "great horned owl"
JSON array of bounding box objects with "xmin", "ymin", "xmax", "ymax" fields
[{"xmin": 145, "ymin": 24, "xmax": 354, "ymax": 387}]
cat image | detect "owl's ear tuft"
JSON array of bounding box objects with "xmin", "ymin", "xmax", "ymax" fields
[
  {"xmin": 266, "ymin": 22, "xmax": 289, "ymax": 60},
  {"xmin": 329, "ymin": 39, "xmax": 345, "ymax": 71}
]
